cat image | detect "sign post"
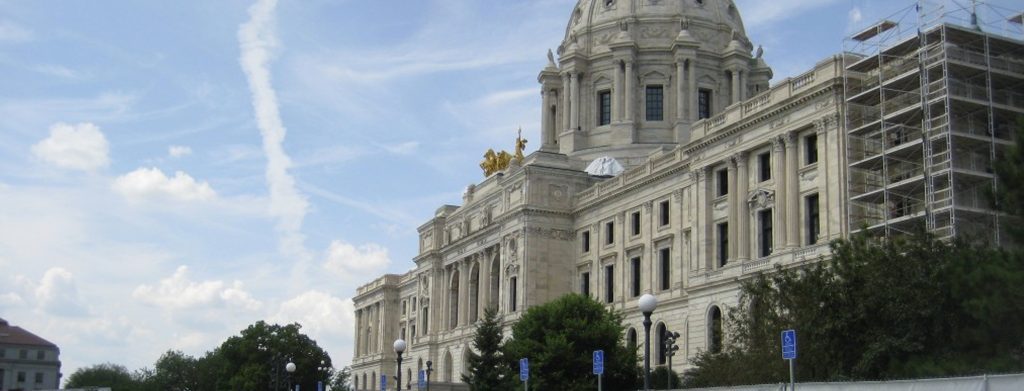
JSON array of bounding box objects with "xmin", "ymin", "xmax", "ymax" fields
[
  {"xmin": 519, "ymin": 358, "xmax": 529, "ymax": 391},
  {"xmin": 418, "ymin": 370, "xmax": 426, "ymax": 390},
  {"xmin": 593, "ymin": 350, "xmax": 605, "ymax": 391},
  {"xmin": 781, "ymin": 329, "xmax": 797, "ymax": 391},
  {"xmin": 381, "ymin": 374, "xmax": 387, "ymax": 391}
]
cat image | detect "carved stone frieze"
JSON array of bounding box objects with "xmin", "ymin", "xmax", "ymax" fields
[
  {"xmin": 526, "ymin": 226, "xmax": 574, "ymax": 241},
  {"xmin": 747, "ymin": 188, "xmax": 775, "ymax": 210}
]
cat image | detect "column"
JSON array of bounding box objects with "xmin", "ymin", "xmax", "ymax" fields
[
  {"xmin": 625, "ymin": 61, "xmax": 635, "ymax": 122},
  {"xmin": 354, "ymin": 309, "xmax": 362, "ymax": 356},
  {"xmin": 479, "ymin": 252, "xmax": 490, "ymax": 318},
  {"xmin": 569, "ymin": 72, "xmax": 580, "ymax": 131},
  {"xmin": 773, "ymin": 136, "xmax": 788, "ymax": 248},
  {"xmin": 688, "ymin": 59, "xmax": 698, "ymax": 121},
  {"xmin": 785, "ymin": 132, "xmax": 800, "ymax": 248},
  {"xmin": 694, "ymin": 169, "xmax": 706, "ymax": 271},
  {"xmin": 541, "ymin": 88, "xmax": 553, "ymax": 150},
  {"xmin": 676, "ymin": 60, "xmax": 686, "ymax": 122},
  {"xmin": 459, "ymin": 261, "xmax": 469, "ymax": 327},
  {"xmin": 701, "ymin": 167, "xmax": 713, "ymax": 269},
  {"xmin": 562, "ymin": 74, "xmax": 571, "ymax": 131},
  {"xmin": 727, "ymin": 159, "xmax": 738, "ymax": 264},
  {"xmin": 731, "ymin": 68, "xmax": 741, "ymax": 106},
  {"xmin": 614, "ymin": 61, "xmax": 623, "ymax": 122},
  {"xmin": 736, "ymin": 152, "xmax": 750, "ymax": 261}
]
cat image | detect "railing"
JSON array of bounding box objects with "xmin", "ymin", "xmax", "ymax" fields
[
  {"xmin": 847, "ymin": 104, "xmax": 881, "ymax": 130},
  {"xmin": 881, "ymin": 88, "xmax": 921, "ymax": 114}
]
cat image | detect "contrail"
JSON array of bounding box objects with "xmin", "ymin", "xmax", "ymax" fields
[{"xmin": 238, "ymin": 0, "xmax": 311, "ymax": 262}]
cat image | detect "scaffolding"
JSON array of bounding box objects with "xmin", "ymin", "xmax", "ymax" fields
[{"xmin": 843, "ymin": 0, "xmax": 1024, "ymax": 244}]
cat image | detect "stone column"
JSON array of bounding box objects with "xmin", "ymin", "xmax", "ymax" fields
[
  {"xmin": 562, "ymin": 73, "xmax": 571, "ymax": 131},
  {"xmin": 695, "ymin": 168, "xmax": 707, "ymax": 271},
  {"xmin": 625, "ymin": 61, "xmax": 635, "ymax": 123},
  {"xmin": 773, "ymin": 136, "xmax": 788, "ymax": 248},
  {"xmin": 727, "ymin": 159, "xmax": 738, "ymax": 264},
  {"xmin": 731, "ymin": 68, "xmax": 741, "ymax": 106},
  {"xmin": 688, "ymin": 59, "xmax": 698, "ymax": 121},
  {"xmin": 541, "ymin": 88, "xmax": 553, "ymax": 150},
  {"xmin": 785, "ymin": 132, "xmax": 800, "ymax": 248},
  {"xmin": 736, "ymin": 152, "xmax": 750, "ymax": 261},
  {"xmin": 676, "ymin": 60, "xmax": 686, "ymax": 123},
  {"xmin": 354, "ymin": 309, "xmax": 362, "ymax": 356},
  {"xmin": 459, "ymin": 261, "xmax": 469, "ymax": 327},
  {"xmin": 614, "ymin": 61, "xmax": 623, "ymax": 122},
  {"xmin": 569, "ymin": 72, "xmax": 580, "ymax": 131}
]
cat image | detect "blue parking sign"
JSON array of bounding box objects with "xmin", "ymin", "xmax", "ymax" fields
[
  {"xmin": 519, "ymin": 358, "xmax": 529, "ymax": 381},
  {"xmin": 418, "ymin": 370, "xmax": 425, "ymax": 389},
  {"xmin": 781, "ymin": 329, "xmax": 797, "ymax": 360},
  {"xmin": 381, "ymin": 374, "xmax": 387, "ymax": 390},
  {"xmin": 593, "ymin": 350, "xmax": 604, "ymax": 375}
]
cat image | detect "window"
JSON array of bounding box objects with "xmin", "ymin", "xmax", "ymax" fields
[
  {"xmin": 759, "ymin": 152, "xmax": 771, "ymax": 181},
  {"xmin": 717, "ymin": 222, "xmax": 729, "ymax": 267},
  {"xmin": 599, "ymin": 91, "xmax": 612, "ymax": 126},
  {"xmin": 510, "ymin": 277, "xmax": 518, "ymax": 312},
  {"xmin": 605, "ymin": 265, "xmax": 615, "ymax": 303},
  {"xmin": 0, "ymin": 348, "xmax": 4, "ymax": 358},
  {"xmin": 581, "ymin": 272, "xmax": 591, "ymax": 297},
  {"xmin": 411, "ymin": 325, "xmax": 416, "ymax": 338},
  {"xmin": 759, "ymin": 209, "xmax": 773, "ymax": 257},
  {"xmin": 400, "ymin": 327, "xmax": 406, "ymax": 340},
  {"xmin": 806, "ymin": 194, "xmax": 820, "ymax": 244},
  {"xmin": 646, "ymin": 85, "xmax": 664, "ymax": 121},
  {"xmin": 402, "ymin": 300, "xmax": 407, "ymax": 315},
  {"xmin": 698, "ymin": 89, "xmax": 712, "ymax": 119},
  {"xmin": 605, "ymin": 221, "xmax": 615, "ymax": 245},
  {"xmin": 805, "ymin": 133, "xmax": 818, "ymax": 165},
  {"xmin": 582, "ymin": 231, "xmax": 591, "ymax": 252},
  {"xmin": 19, "ymin": 349, "xmax": 27, "ymax": 359},
  {"xmin": 709, "ymin": 306, "xmax": 723, "ymax": 353},
  {"xmin": 627, "ymin": 328, "xmax": 638, "ymax": 349},
  {"xmin": 422, "ymin": 307, "xmax": 429, "ymax": 332},
  {"xmin": 631, "ymin": 211, "xmax": 641, "ymax": 236},
  {"xmin": 656, "ymin": 323, "xmax": 667, "ymax": 364},
  {"xmin": 36, "ymin": 350, "xmax": 44, "ymax": 360},
  {"xmin": 630, "ymin": 257, "xmax": 641, "ymax": 297},
  {"xmin": 716, "ymin": 169, "xmax": 729, "ymax": 197},
  {"xmin": 17, "ymin": 371, "xmax": 25, "ymax": 383},
  {"xmin": 659, "ymin": 248, "xmax": 671, "ymax": 290},
  {"xmin": 659, "ymin": 200, "xmax": 670, "ymax": 226}
]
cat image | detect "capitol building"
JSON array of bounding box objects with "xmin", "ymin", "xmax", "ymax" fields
[{"xmin": 351, "ymin": 0, "xmax": 1024, "ymax": 389}]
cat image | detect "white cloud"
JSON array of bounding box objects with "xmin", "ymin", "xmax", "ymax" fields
[
  {"xmin": 113, "ymin": 167, "xmax": 216, "ymax": 202},
  {"xmin": 32, "ymin": 64, "xmax": 82, "ymax": 79},
  {"xmin": 0, "ymin": 20, "xmax": 32, "ymax": 43},
  {"xmin": 34, "ymin": 268, "xmax": 89, "ymax": 317},
  {"xmin": 168, "ymin": 145, "xmax": 193, "ymax": 158},
  {"xmin": 31, "ymin": 122, "xmax": 110, "ymax": 171},
  {"xmin": 133, "ymin": 266, "xmax": 263, "ymax": 312},
  {"xmin": 324, "ymin": 240, "xmax": 392, "ymax": 277},
  {"xmin": 849, "ymin": 7, "xmax": 863, "ymax": 25},
  {"xmin": 270, "ymin": 291, "xmax": 355, "ymax": 366},
  {"xmin": 0, "ymin": 292, "xmax": 25, "ymax": 308},
  {"xmin": 239, "ymin": 0, "xmax": 311, "ymax": 260}
]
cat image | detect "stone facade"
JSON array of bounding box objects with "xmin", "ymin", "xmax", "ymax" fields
[{"xmin": 0, "ymin": 318, "xmax": 62, "ymax": 391}]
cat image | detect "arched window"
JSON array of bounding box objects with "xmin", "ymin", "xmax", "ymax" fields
[
  {"xmin": 627, "ymin": 328, "xmax": 638, "ymax": 351},
  {"xmin": 407, "ymin": 368, "xmax": 412, "ymax": 389},
  {"xmin": 443, "ymin": 351, "xmax": 454, "ymax": 382},
  {"xmin": 362, "ymin": 373, "xmax": 366, "ymax": 390},
  {"xmin": 469, "ymin": 262, "xmax": 480, "ymax": 322},
  {"xmin": 371, "ymin": 371, "xmax": 377, "ymax": 390},
  {"xmin": 489, "ymin": 256, "xmax": 500, "ymax": 310},
  {"xmin": 449, "ymin": 270, "xmax": 460, "ymax": 329},
  {"xmin": 656, "ymin": 322, "xmax": 667, "ymax": 365},
  {"xmin": 708, "ymin": 306, "xmax": 723, "ymax": 353}
]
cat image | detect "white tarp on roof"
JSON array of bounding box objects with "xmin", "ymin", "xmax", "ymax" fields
[{"xmin": 585, "ymin": 156, "xmax": 625, "ymax": 177}]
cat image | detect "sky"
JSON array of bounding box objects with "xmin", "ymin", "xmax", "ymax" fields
[{"xmin": 1, "ymin": 0, "xmax": 1022, "ymax": 382}]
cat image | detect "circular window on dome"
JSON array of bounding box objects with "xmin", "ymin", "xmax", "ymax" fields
[{"xmin": 604, "ymin": 0, "xmax": 615, "ymax": 7}]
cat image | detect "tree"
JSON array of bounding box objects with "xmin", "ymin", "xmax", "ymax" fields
[
  {"xmin": 64, "ymin": 363, "xmax": 145, "ymax": 390},
  {"xmin": 208, "ymin": 321, "xmax": 334, "ymax": 391},
  {"xmin": 330, "ymin": 366, "xmax": 354, "ymax": 391},
  {"xmin": 992, "ymin": 117, "xmax": 1024, "ymax": 241},
  {"xmin": 139, "ymin": 350, "xmax": 200, "ymax": 391},
  {"xmin": 462, "ymin": 307, "xmax": 516, "ymax": 390},
  {"xmin": 503, "ymin": 294, "xmax": 638, "ymax": 391}
]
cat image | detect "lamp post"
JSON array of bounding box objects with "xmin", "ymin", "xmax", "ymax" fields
[
  {"xmin": 394, "ymin": 339, "xmax": 407, "ymax": 391},
  {"xmin": 425, "ymin": 360, "xmax": 433, "ymax": 391},
  {"xmin": 638, "ymin": 294, "xmax": 657, "ymax": 391},
  {"xmin": 317, "ymin": 360, "xmax": 330, "ymax": 391},
  {"xmin": 285, "ymin": 361, "xmax": 296, "ymax": 391},
  {"xmin": 663, "ymin": 329, "xmax": 680, "ymax": 389}
]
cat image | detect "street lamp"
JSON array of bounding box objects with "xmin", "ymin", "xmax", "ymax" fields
[
  {"xmin": 425, "ymin": 360, "xmax": 433, "ymax": 391},
  {"xmin": 638, "ymin": 294, "xmax": 658, "ymax": 391},
  {"xmin": 394, "ymin": 339, "xmax": 407, "ymax": 391},
  {"xmin": 285, "ymin": 361, "xmax": 296, "ymax": 391},
  {"xmin": 317, "ymin": 360, "xmax": 330, "ymax": 390},
  {"xmin": 663, "ymin": 329, "xmax": 680, "ymax": 389}
]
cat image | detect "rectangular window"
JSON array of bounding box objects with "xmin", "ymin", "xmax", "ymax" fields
[
  {"xmin": 759, "ymin": 209, "xmax": 774, "ymax": 257},
  {"xmin": 605, "ymin": 265, "xmax": 615, "ymax": 303},
  {"xmin": 646, "ymin": 85, "xmax": 664, "ymax": 121},
  {"xmin": 422, "ymin": 307, "xmax": 429, "ymax": 333},
  {"xmin": 659, "ymin": 248, "xmax": 671, "ymax": 290},
  {"xmin": 605, "ymin": 221, "xmax": 615, "ymax": 245},
  {"xmin": 582, "ymin": 231, "xmax": 591, "ymax": 252},
  {"xmin": 402, "ymin": 301, "xmax": 407, "ymax": 315},
  {"xmin": 805, "ymin": 134, "xmax": 818, "ymax": 165},
  {"xmin": 19, "ymin": 349, "xmax": 27, "ymax": 359},
  {"xmin": 35, "ymin": 372, "xmax": 43, "ymax": 383},
  {"xmin": 36, "ymin": 350, "xmax": 44, "ymax": 360},
  {"xmin": 716, "ymin": 169, "xmax": 729, "ymax": 197},
  {"xmin": 698, "ymin": 89, "xmax": 712, "ymax": 119},
  {"xmin": 581, "ymin": 272, "xmax": 591, "ymax": 297},
  {"xmin": 411, "ymin": 325, "xmax": 416, "ymax": 338},
  {"xmin": 717, "ymin": 222, "xmax": 729, "ymax": 267},
  {"xmin": 17, "ymin": 371, "xmax": 25, "ymax": 383},
  {"xmin": 631, "ymin": 211, "xmax": 641, "ymax": 236},
  {"xmin": 807, "ymin": 194, "xmax": 820, "ymax": 244},
  {"xmin": 510, "ymin": 277, "xmax": 518, "ymax": 312},
  {"xmin": 630, "ymin": 257, "xmax": 641, "ymax": 297},
  {"xmin": 400, "ymin": 327, "xmax": 406, "ymax": 341},
  {"xmin": 599, "ymin": 91, "xmax": 612, "ymax": 126},
  {"xmin": 659, "ymin": 200, "xmax": 670, "ymax": 226},
  {"xmin": 759, "ymin": 152, "xmax": 771, "ymax": 181}
]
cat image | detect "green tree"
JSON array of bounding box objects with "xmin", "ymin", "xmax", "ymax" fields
[
  {"xmin": 993, "ymin": 117, "xmax": 1024, "ymax": 241},
  {"xmin": 503, "ymin": 294, "xmax": 638, "ymax": 391},
  {"xmin": 462, "ymin": 307, "xmax": 516, "ymax": 390},
  {"xmin": 64, "ymin": 363, "xmax": 144, "ymax": 390},
  {"xmin": 139, "ymin": 350, "xmax": 201, "ymax": 391},
  {"xmin": 650, "ymin": 366, "xmax": 681, "ymax": 390},
  {"xmin": 208, "ymin": 321, "xmax": 333, "ymax": 391},
  {"xmin": 330, "ymin": 366, "xmax": 354, "ymax": 391}
]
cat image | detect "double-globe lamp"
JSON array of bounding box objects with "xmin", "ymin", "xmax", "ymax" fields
[
  {"xmin": 285, "ymin": 361, "xmax": 296, "ymax": 390},
  {"xmin": 394, "ymin": 339, "xmax": 407, "ymax": 391},
  {"xmin": 638, "ymin": 293, "xmax": 658, "ymax": 391}
]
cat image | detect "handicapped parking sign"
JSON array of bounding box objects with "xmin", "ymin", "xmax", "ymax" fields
[
  {"xmin": 781, "ymin": 329, "xmax": 797, "ymax": 359},
  {"xmin": 520, "ymin": 358, "xmax": 529, "ymax": 381},
  {"xmin": 593, "ymin": 350, "xmax": 604, "ymax": 375}
]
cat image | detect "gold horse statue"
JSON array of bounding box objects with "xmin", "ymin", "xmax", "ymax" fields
[{"xmin": 479, "ymin": 128, "xmax": 528, "ymax": 177}]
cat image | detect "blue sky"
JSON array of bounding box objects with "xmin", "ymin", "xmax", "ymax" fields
[{"xmin": 1, "ymin": 0, "xmax": 1021, "ymax": 381}]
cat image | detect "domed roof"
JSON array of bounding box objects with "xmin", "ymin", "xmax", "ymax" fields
[{"xmin": 561, "ymin": 0, "xmax": 749, "ymax": 55}]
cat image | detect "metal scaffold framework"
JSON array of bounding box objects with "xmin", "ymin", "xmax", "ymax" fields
[{"xmin": 842, "ymin": 0, "xmax": 1024, "ymax": 244}]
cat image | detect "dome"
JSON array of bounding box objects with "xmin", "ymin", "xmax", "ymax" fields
[{"xmin": 561, "ymin": 0, "xmax": 749, "ymax": 55}]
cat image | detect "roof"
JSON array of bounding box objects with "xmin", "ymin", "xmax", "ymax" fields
[{"xmin": 0, "ymin": 318, "xmax": 58, "ymax": 348}]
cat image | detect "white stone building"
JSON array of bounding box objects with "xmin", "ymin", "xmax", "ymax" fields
[
  {"xmin": 350, "ymin": 1, "xmax": 1022, "ymax": 390},
  {"xmin": 0, "ymin": 318, "xmax": 62, "ymax": 391}
]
